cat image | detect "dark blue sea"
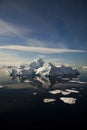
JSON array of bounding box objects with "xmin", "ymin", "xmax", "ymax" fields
[{"xmin": 0, "ymin": 68, "xmax": 87, "ymax": 129}]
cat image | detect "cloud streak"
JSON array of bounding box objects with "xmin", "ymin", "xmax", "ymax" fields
[
  {"xmin": 0, "ymin": 45, "xmax": 86, "ymax": 54},
  {"xmin": 0, "ymin": 19, "xmax": 33, "ymax": 39}
]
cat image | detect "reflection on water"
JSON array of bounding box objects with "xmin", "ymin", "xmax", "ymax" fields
[{"xmin": 10, "ymin": 75, "xmax": 70, "ymax": 89}]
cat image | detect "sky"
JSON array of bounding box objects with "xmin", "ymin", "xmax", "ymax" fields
[{"xmin": 0, "ymin": 0, "xmax": 87, "ymax": 66}]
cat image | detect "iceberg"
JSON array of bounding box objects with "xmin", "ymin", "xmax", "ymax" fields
[
  {"xmin": 36, "ymin": 62, "xmax": 64, "ymax": 76},
  {"xmin": 36, "ymin": 62, "xmax": 80, "ymax": 78},
  {"xmin": 10, "ymin": 57, "xmax": 80, "ymax": 79},
  {"xmin": 10, "ymin": 66, "xmax": 35, "ymax": 77},
  {"xmin": 29, "ymin": 57, "xmax": 44, "ymax": 69},
  {"xmin": 58, "ymin": 65, "xmax": 80, "ymax": 79}
]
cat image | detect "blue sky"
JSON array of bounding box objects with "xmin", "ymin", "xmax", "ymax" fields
[{"xmin": 0, "ymin": 0, "xmax": 87, "ymax": 65}]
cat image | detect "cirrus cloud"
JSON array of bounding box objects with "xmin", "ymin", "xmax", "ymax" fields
[{"xmin": 0, "ymin": 45, "xmax": 86, "ymax": 54}]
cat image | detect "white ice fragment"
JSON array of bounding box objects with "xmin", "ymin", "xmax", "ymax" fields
[
  {"xmin": 66, "ymin": 89, "xmax": 79, "ymax": 93},
  {"xmin": 33, "ymin": 93, "xmax": 37, "ymax": 95},
  {"xmin": 49, "ymin": 89, "xmax": 61, "ymax": 94},
  {"xmin": 60, "ymin": 97, "xmax": 77, "ymax": 104},
  {"xmin": 24, "ymin": 80, "xmax": 31, "ymax": 83},
  {"xmin": 61, "ymin": 91, "xmax": 71, "ymax": 95},
  {"xmin": 43, "ymin": 98, "xmax": 56, "ymax": 103},
  {"xmin": 69, "ymin": 80, "xmax": 87, "ymax": 84}
]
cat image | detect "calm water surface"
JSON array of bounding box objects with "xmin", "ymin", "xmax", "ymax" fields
[{"xmin": 0, "ymin": 68, "xmax": 87, "ymax": 129}]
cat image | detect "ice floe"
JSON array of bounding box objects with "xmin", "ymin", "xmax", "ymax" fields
[
  {"xmin": 33, "ymin": 92, "xmax": 37, "ymax": 95},
  {"xmin": 69, "ymin": 80, "xmax": 87, "ymax": 84},
  {"xmin": 61, "ymin": 91, "xmax": 71, "ymax": 95},
  {"xmin": 49, "ymin": 89, "xmax": 71, "ymax": 95},
  {"xmin": 24, "ymin": 80, "xmax": 31, "ymax": 83},
  {"xmin": 49, "ymin": 88, "xmax": 79, "ymax": 96},
  {"xmin": 60, "ymin": 97, "xmax": 77, "ymax": 104},
  {"xmin": 43, "ymin": 98, "xmax": 56, "ymax": 103},
  {"xmin": 66, "ymin": 89, "xmax": 79, "ymax": 93},
  {"xmin": 49, "ymin": 90, "xmax": 61, "ymax": 94}
]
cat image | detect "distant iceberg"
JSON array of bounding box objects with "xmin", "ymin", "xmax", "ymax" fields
[{"xmin": 10, "ymin": 57, "xmax": 80, "ymax": 79}]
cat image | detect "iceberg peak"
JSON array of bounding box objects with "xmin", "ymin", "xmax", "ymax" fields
[{"xmin": 29, "ymin": 57, "xmax": 44, "ymax": 69}]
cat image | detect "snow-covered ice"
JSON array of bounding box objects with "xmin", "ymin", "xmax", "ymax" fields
[
  {"xmin": 10, "ymin": 57, "xmax": 80, "ymax": 78},
  {"xmin": 49, "ymin": 90, "xmax": 62, "ymax": 94},
  {"xmin": 60, "ymin": 97, "xmax": 77, "ymax": 104},
  {"xmin": 69, "ymin": 80, "xmax": 87, "ymax": 84},
  {"xmin": 61, "ymin": 91, "xmax": 71, "ymax": 95},
  {"xmin": 66, "ymin": 89, "xmax": 79, "ymax": 93},
  {"xmin": 43, "ymin": 98, "xmax": 56, "ymax": 103},
  {"xmin": 33, "ymin": 93, "xmax": 37, "ymax": 95}
]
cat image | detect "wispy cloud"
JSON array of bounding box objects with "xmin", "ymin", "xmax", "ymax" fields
[
  {"xmin": 0, "ymin": 45, "xmax": 86, "ymax": 53},
  {"xmin": 0, "ymin": 19, "xmax": 33, "ymax": 39},
  {"xmin": 27, "ymin": 38, "xmax": 47, "ymax": 47}
]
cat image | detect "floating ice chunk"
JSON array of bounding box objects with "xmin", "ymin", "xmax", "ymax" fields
[
  {"xmin": 24, "ymin": 80, "xmax": 31, "ymax": 83},
  {"xmin": 33, "ymin": 93, "xmax": 37, "ymax": 95},
  {"xmin": 43, "ymin": 98, "xmax": 56, "ymax": 103},
  {"xmin": 0, "ymin": 86, "xmax": 3, "ymax": 88},
  {"xmin": 61, "ymin": 91, "xmax": 71, "ymax": 95},
  {"xmin": 69, "ymin": 80, "xmax": 87, "ymax": 84},
  {"xmin": 66, "ymin": 89, "xmax": 79, "ymax": 93},
  {"xmin": 60, "ymin": 97, "xmax": 77, "ymax": 104},
  {"xmin": 49, "ymin": 90, "xmax": 61, "ymax": 94},
  {"xmin": 77, "ymin": 81, "xmax": 87, "ymax": 84}
]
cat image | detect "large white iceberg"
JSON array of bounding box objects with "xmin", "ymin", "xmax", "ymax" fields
[
  {"xmin": 10, "ymin": 57, "xmax": 44, "ymax": 76},
  {"xmin": 36, "ymin": 63, "xmax": 80, "ymax": 78},
  {"xmin": 10, "ymin": 57, "xmax": 80, "ymax": 78},
  {"xmin": 36, "ymin": 62, "xmax": 64, "ymax": 76}
]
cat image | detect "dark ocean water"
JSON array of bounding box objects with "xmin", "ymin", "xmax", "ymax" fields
[{"xmin": 0, "ymin": 68, "xmax": 87, "ymax": 129}]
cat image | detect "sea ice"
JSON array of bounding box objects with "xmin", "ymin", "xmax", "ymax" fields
[
  {"xmin": 49, "ymin": 89, "xmax": 61, "ymax": 94},
  {"xmin": 43, "ymin": 98, "xmax": 56, "ymax": 103},
  {"xmin": 60, "ymin": 97, "xmax": 77, "ymax": 104}
]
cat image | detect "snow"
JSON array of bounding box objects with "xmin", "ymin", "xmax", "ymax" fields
[
  {"xmin": 60, "ymin": 97, "xmax": 77, "ymax": 104},
  {"xmin": 29, "ymin": 57, "xmax": 44, "ymax": 69},
  {"xmin": 43, "ymin": 98, "xmax": 56, "ymax": 103}
]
